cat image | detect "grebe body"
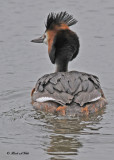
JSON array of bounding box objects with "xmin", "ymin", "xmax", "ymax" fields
[{"xmin": 31, "ymin": 12, "xmax": 107, "ymax": 116}]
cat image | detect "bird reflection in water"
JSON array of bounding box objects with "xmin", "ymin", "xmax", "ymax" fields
[{"xmin": 35, "ymin": 107, "xmax": 105, "ymax": 159}]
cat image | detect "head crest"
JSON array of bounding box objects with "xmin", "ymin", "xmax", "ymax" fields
[{"xmin": 45, "ymin": 11, "xmax": 77, "ymax": 30}]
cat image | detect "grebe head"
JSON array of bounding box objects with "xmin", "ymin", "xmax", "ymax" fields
[{"xmin": 31, "ymin": 11, "xmax": 80, "ymax": 72}]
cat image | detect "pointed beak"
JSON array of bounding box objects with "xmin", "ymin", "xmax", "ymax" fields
[{"xmin": 31, "ymin": 34, "xmax": 45, "ymax": 43}]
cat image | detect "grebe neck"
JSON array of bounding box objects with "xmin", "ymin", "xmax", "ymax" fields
[{"xmin": 55, "ymin": 61, "xmax": 68, "ymax": 72}]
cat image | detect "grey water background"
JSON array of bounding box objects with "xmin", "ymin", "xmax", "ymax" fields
[{"xmin": 0, "ymin": 0, "xmax": 114, "ymax": 159}]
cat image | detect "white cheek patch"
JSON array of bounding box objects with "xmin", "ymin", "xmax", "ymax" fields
[
  {"xmin": 43, "ymin": 33, "xmax": 48, "ymax": 45},
  {"xmin": 89, "ymin": 96, "xmax": 101, "ymax": 102},
  {"xmin": 36, "ymin": 97, "xmax": 56, "ymax": 103},
  {"xmin": 43, "ymin": 38, "xmax": 48, "ymax": 44}
]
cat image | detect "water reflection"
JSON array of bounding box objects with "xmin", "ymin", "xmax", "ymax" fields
[
  {"xmin": 47, "ymin": 135, "xmax": 81, "ymax": 155},
  {"xmin": 34, "ymin": 109, "xmax": 105, "ymax": 159}
]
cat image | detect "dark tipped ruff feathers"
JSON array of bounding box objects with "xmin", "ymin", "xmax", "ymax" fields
[{"xmin": 45, "ymin": 11, "xmax": 77, "ymax": 30}]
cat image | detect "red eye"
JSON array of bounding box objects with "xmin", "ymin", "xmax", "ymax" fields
[{"xmin": 44, "ymin": 34, "xmax": 46, "ymax": 39}]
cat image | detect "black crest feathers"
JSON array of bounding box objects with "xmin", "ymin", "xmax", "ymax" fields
[{"xmin": 45, "ymin": 11, "xmax": 77, "ymax": 30}]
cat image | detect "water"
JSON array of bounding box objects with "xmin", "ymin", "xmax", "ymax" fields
[{"xmin": 0, "ymin": 0, "xmax": 114, "ymax": 159}]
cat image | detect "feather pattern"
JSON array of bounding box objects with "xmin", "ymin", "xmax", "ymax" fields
[
  {"xmin": 45, "ymin": 11, "xmax": 77, "ymax": 30},
  {"xmin": 32, "ymin": 71, "xmax": 102, "ymax": 107}
]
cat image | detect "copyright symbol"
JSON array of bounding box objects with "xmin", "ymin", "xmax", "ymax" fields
[{"xmin": 7, "ymin": 152, "xmax": 10, "ymax": 155}]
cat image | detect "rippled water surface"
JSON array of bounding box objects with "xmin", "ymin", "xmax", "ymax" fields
[{"xmin": 0, "ymin": 0, "xmax": 114, "ymax": 159}]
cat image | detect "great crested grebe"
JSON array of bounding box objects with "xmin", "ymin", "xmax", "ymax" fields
[{"xmin": 31, "ymin": 11, "xmax": 107, "ymax": 116}]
